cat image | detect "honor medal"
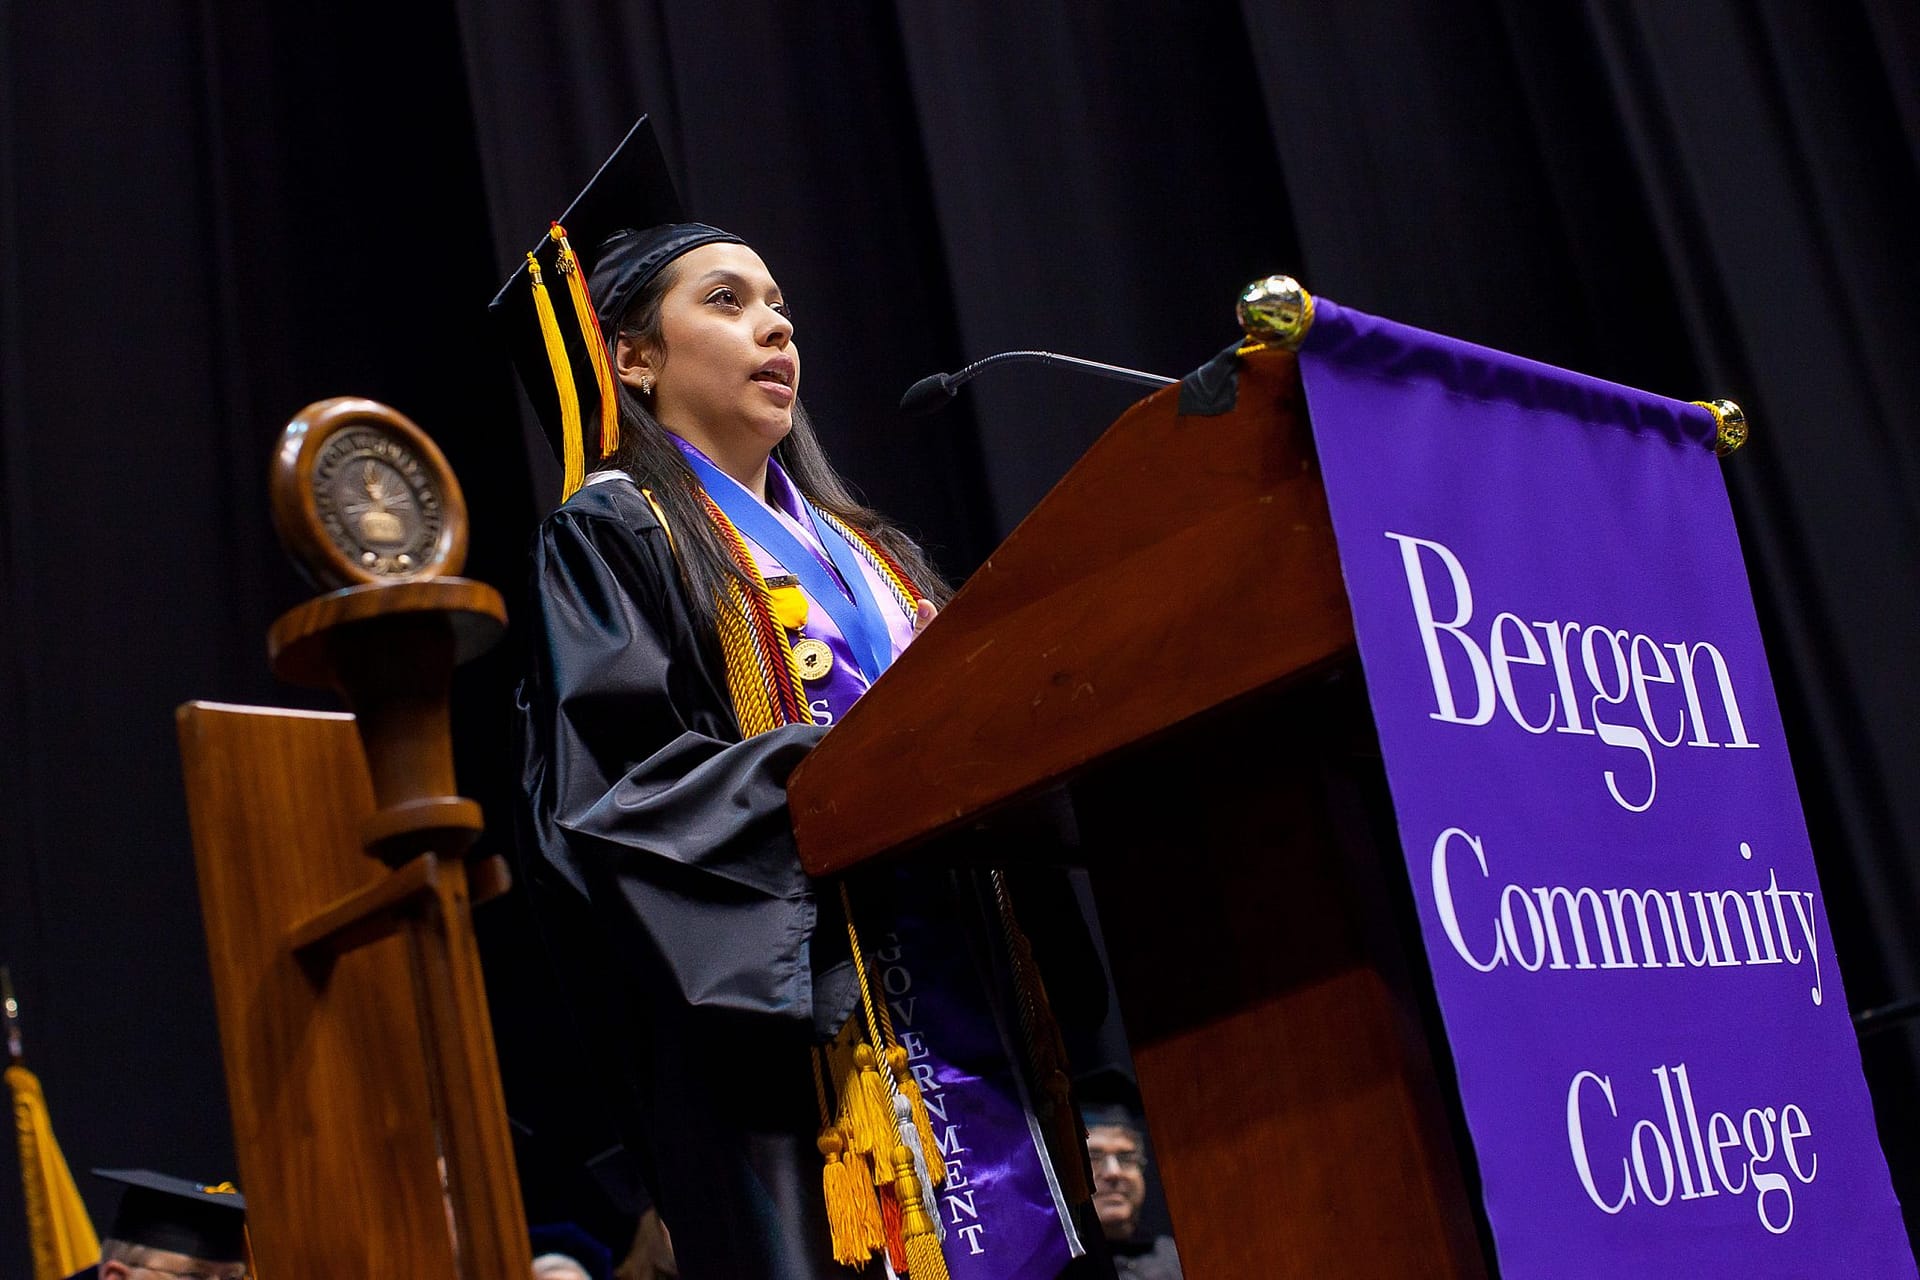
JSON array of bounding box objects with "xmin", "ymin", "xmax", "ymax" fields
[{"xmin": 791, "ymin": 637, "xmax": 834, "ymax": 682}]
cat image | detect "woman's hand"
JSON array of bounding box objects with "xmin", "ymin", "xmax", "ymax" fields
[{"xmin": 908, "ymin": 599, "xmax": 938, "ymax": 644}]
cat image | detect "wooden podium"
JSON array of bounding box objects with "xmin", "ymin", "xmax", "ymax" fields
[
  {"xmin": 176, "ymin": 402, "xmax": 530, "ymax": 1280},
  {"xmin": 789, "ymin": 348, "xmax": 1491, "ymax": 1277}
]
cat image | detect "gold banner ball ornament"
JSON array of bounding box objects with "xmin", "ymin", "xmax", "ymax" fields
[
  {"xmin": 1691, "ymin": 398, "xmax": 1750, "ymax": 457},
  {"xmin": 1236, "ymin": 275, "xmax": 1316, "ymax": 350},
  {"xmin": 270, "ymin": 398, "xmax": 469, "ymax": 590},
  {"xmin": 1229, "ymin": 277, "xmax": 1746, "ymax": 459}
]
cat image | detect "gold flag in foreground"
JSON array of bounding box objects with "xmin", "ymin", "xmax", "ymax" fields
[{"xmin": 8, "ymin": 1062, "xmax": 100, "ymax": 1280}]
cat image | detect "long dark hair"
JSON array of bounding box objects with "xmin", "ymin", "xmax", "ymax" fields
[{"xmin": 604, "ymin": 259, "xmax": 953, "ymax": 627}]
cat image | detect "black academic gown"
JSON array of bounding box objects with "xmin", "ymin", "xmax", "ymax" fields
[
  {"xmin": 516, "ymin": 475, "xmax": 1111, "ymax": 1280},
  {"xmin": 516, "ymin": 475, "xmax": 865, "ymax": 1279}
]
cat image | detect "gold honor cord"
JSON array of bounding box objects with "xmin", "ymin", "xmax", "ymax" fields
[
  {"xmin": 550, "ymin": 224, "xmax": 620, "ymax": 460},
  {"xmin": 526, "ymin": 251, "xmax": 586, "ymax": 499},
  {"xmin": 694, "ymin": 489, "xmax": 812, "ymax": 734}
]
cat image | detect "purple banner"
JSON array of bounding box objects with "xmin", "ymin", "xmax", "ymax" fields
[{"xmin": 1298, "ymin": 298, "xmax": 1915, "ymax": 1277}]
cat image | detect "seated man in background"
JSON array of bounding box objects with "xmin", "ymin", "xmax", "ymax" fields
[
  {"xmin": 533, "ymin": 1254, "xmax": 593, "ymax": 1280},
  {"xmin": 72, "ymin": 1170, "xmax": 248, "ymax": 1280},
  {"xmin": 1084, "ymin": 1105, "xmax": 1183, "ymax": 1280}
]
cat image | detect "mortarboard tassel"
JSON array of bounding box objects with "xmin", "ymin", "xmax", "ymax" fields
[
  {"xmin": 550, "ymin": 223, "xmax": 620, "ymax": 460},
  {"xmin": 201, "ymin": 1182, "xmax": 261, "ymax": 1280},
  {"xmin": 526, "ymin": 252, "xmax": 585, "ymax": 499}
]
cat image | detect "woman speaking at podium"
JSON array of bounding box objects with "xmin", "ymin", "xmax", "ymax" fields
[{"xmin": 493, "ymin": 119, "xmax": 1100, "ymax": 1280}]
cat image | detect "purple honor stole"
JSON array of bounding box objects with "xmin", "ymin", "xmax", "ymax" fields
[
  {"xmin": 872, "ymin": 881, "xmax": 1085, "ymax": 1277},
  {"xmin": 675, "ymin": 437, "xmax": 1083, "ymax": 1278}
]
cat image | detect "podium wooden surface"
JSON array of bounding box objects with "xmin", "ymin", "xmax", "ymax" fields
[{"xmin": 790, "ymin": 349, "xmax": 1490, "ymax": 1277}]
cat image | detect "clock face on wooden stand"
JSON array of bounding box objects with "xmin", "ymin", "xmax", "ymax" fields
[{"xmin": 271, "ymin": 398, "xmax": 468, "ymax": 591}]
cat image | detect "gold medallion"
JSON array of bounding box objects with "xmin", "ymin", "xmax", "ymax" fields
[{"xmin": 791, "ymin": 637, "xmax": 834, "ymax": 682}]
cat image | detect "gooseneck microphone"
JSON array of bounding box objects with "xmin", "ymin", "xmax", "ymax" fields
[{"xmin": 899, "ymin": 350, "xmax": 1177, "ymax": 416}]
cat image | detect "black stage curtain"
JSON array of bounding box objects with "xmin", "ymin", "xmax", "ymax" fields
[{"xmin": 3, "ymin": 0, "xmax": 1917, "ymax": 1265}]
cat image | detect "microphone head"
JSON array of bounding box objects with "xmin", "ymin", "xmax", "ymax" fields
[{"xmin": 899, "ymin": 372, "xmax": 956, "ymax": 416}]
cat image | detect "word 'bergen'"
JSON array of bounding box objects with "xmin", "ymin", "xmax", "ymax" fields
[{"xmin": 1387, "ymin": 532, "xmax": 1756, "ymax": 812}]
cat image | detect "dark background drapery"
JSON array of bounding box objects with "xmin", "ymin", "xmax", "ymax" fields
[{"xmin": 3, "ymin": 0, "xmax": 1917, "ymax": 1267}]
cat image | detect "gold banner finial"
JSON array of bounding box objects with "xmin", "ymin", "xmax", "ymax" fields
[
  {"xmin": 1692, "ymin": 399, "xmax": 1749, "ymax": 456},
  {"xmin": 1237, "ymin": 275, "xmax": 1315, "ymax": 350}
]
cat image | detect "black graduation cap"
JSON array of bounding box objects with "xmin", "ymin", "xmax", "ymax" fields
[
  {"xmin": 529, "ymin": 1221, "xmax": 614, "ymax": 1280},
  {"xmin": 93, "ymin": 1168, "xmax": 248, "ymax": 1263},
  {"xmin": 1075, "ymin": 1066, "xmax": 1146, "ymax": 1132},
  {"xmin": 489, "ymin": 114, "xmax": 741, "ymax": 499}
]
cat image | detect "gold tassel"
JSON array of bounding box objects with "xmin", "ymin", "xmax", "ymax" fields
[
  {"xmin": 817, "ymin": 1128, "xmax": 870, "ymax": 1267},
  {"xmin": 854, "ymin": 1044, "xmax": 897, "ymax": 1186},
  {"xmin": 844, "ymin": 1141, "xmax": 886, "ymax": 1256},
  {"xmin": 841, "ymin": 885, "xmax": 907, "ymax": 1186},
  {"xmin": 526, "ymin": 251, "xmax": 585, "ymax": 499},
  {"xmin": 551, "ymin": 223, "xmax": 620, "ymax": 459},
  {"xmin": 830, "ymin": 1044, "xmax": 870, "ymax": 1156},
  {"xmin": 892, "ymin": 1141, "xmax": 950, "ymax": 1280},
  {"xmin": 812, "ymin": 1049, "xmax": 875, "ymax": 1268},
  {"xmin": 906, "ymin": 1233, "xmax": 951, "ymax": 1280},
  {"xmin": 886, "ymin": 1045, "xmax": 946, "ymax": 1188}
]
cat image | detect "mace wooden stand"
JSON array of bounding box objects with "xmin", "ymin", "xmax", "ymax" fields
[
  {"xmin": 789, "ymin": 349, "xmax": 1490, "ymax": 1277},
  {"xmin": 177, "ymin": 578, "xmax": 529, "ymax": 1279}
]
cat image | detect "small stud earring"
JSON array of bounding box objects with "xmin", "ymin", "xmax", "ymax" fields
[{"xmin": 640, "ymin": 374, "xmax": 654, "ymax": 395}]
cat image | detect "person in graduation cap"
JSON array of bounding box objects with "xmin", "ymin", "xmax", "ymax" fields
[
  {"xmin": 497, "ymin": 118, "xmax": 1108, "ymax": 1280},
  {"xmin": 69, "ymin": 1169, "xmax": 248, "ymax": 1280}
]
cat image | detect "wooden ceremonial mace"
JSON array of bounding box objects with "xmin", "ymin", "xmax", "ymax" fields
[{"xmin": 177, "ymin": 399, "xmax": 529, "ymax": 1279}]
